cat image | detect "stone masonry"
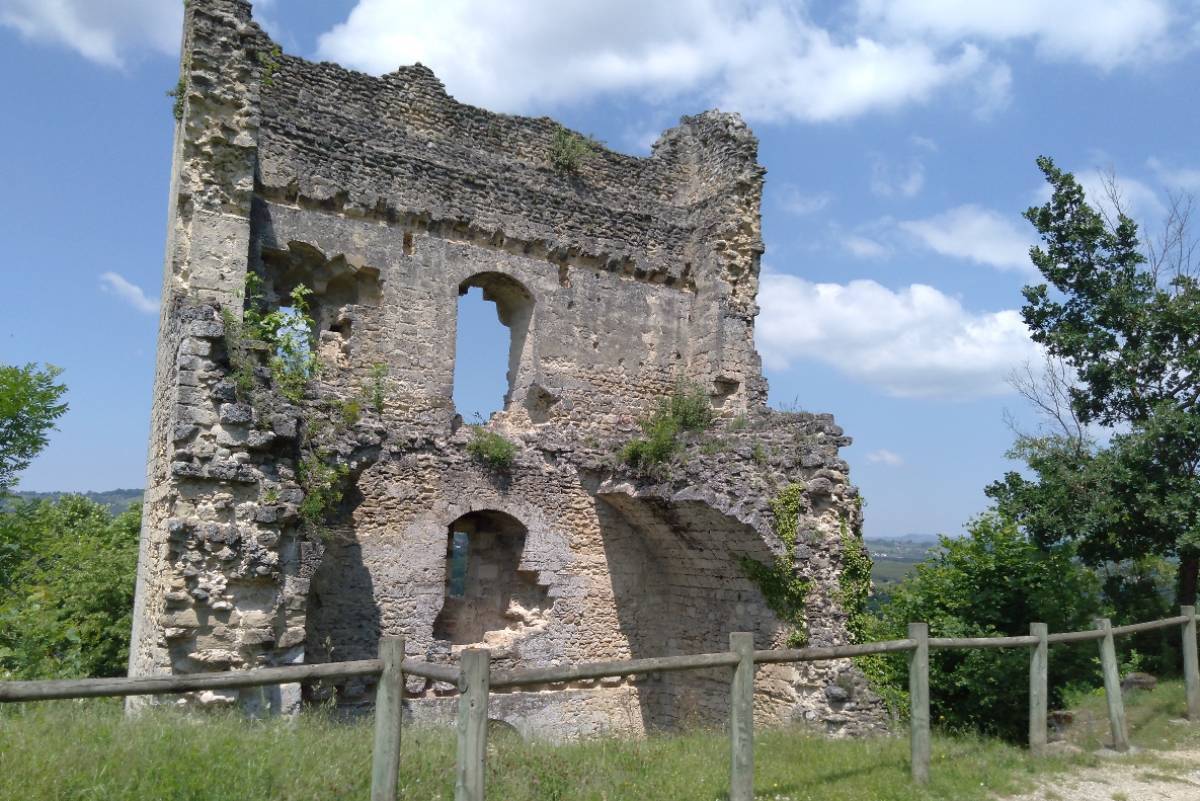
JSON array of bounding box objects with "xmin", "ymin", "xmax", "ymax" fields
[{"xmin": 128, "ymin": 0, "xmax": 885, "ymax": 737}]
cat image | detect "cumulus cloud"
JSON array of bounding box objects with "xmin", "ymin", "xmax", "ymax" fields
[
  {"xmin": 866, "ymin": 449, "xmax": 904, "ymax": 466},
  {"xmin": 0, "ymin": 0, "xmax": 179, "ymax": 67},
  {"xmin": 900, "ymin": 205, "xmax": 1035, "ymax": 271},
  {"xmin": 843, "ymin": 235, "xmax": 891, "ymax": 259},
  {"xmin": 779, "ymin": 186, "xmax": 832, "ymax": 217},
  {"xmin": 869, "ymin": 155, "xmax": 926, "ymax": 198},
  {"xmin": 1147, "ymin": 157, "xmax": 1200, "ymax": 193},
  {"xmin": 756, "ymin": 271, "xmax": 1040, "ymax": 399},
  {"xmin": 99, "ymin": 272, "xmax": 159, "ymax": 315},
  {"xmin": 857, "ymin": 0, "xmax": 1178, "ymax": 68},
  {"xmin": 316, "ymin": 0, "xmax": 1006, "ymax": 121}
]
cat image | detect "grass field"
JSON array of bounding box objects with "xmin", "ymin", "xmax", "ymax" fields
[{"xmin": 1, "ymin": 682, "xmax": 1195, "ymax": 801}]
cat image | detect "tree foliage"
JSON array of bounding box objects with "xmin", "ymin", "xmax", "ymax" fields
[
  {"xmin": 0, "ymin": 496, "xmax": 141, "ymax": 679},
  {"xmin": 873, "ymin": 513, "xmax": 1101, "ymax": 741},
  {"xmin": 994, "ymin": 156, "xmax": 1200, "ymax": 605},
  {"xmin": 0, "ymin": 363, "xmax": 68, "ymax": 493}
]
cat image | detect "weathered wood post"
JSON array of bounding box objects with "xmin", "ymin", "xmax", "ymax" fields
[
  {"xmin": 456, "ymin": 648, "xmax": 490, "ymax": 801},
  {"xmin": 1182, "ymin": 606, "xmax": 1200, "ymax": 721},
  {"xmin": 908, "ymin": 622, "xmax": 930, "ymax": 784},
  {"xmin": 1096, "ymin": 618, "xmax": 1130, "ymax": 752},
  {"xmin": 370, "ymin": 636, "xmax": 406, "ymax": 801},
  {"xmin": 1028, "ymin": 623, "xmax": 1048, "ymax": 756},
  {"xmin": 729, "ymin": 632, "xmax": 755, "ymax": 801}
]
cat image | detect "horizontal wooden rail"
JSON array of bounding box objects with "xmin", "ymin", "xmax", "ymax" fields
[
  {"xmin": 0, "ymin": 659, "xmax": 384, "ymax": 703},
  {"xmin": 1112, "ymin": 616, "xmax": 1189, "ymax": 636},
  {"xmin": 754, "ymin": 638, "xmax": 917, "ymax": 664},
  {"xmin": 930, "ymin": 635, "xmax": 1040, "ymax": 649},
  {"xmin": 0, "ymin": 658, "xmax": 461, "ymax": 703},
  {"xmin": 490, "ymin": 651, "xmax": 740, "ymax": 689},
  {"xmin": 400, "ymin": 659, "xmax": 460, "ymax": 684}
]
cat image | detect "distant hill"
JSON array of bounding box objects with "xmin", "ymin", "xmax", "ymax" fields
[
  {"xmin": 11, "ymin": 488, "xmax": 144, "ymax": 514},
  {"xmin": 864, "ymin": 536, "xmax": 941, "ymax": 609}
]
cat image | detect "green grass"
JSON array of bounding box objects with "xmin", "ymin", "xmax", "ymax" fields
[
  {"xmin": 2, "ymin": 683, "xmax": 1196, "ymax": 800},
  {"xmin": 1058, "ymin": 678, "xmax": 1200, "ymax": 753}
]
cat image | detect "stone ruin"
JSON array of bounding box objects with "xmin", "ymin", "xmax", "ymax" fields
[{"xmin": 128, "ymin": 0, "xmax": 884, "ymax": 738}]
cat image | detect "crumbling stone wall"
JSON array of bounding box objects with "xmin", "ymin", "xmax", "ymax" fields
[{"xmin": 129, "ymin": 0, "xmax": 885, "ymax": 735}]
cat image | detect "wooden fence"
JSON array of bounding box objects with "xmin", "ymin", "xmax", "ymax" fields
[{"xmin": 3, "ymin": 607, "xmax": 1199, "ymax": 801}]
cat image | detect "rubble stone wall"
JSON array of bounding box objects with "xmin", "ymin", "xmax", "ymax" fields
[{"xmin": 129, "ymin": 0, "xmax": 885, "ymax": 736}]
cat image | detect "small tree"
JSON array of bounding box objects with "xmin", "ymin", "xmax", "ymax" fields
[
  {"xmin": 873, "ymin": 513, "xmax": 1100, "ymax": 740},
  {"xmin": 0, "ymin": 497, "xmax": 140, "ymax": 679},
  {"xmin": 1005, "ymin": 157, "xmax": 1200, "ymax": 605},
  {"xmin": 0, "ymin": 363, "xmax": 68, "ymax": 494}
]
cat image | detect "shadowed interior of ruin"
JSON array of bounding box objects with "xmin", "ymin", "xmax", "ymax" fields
[
  {"xmin": 432, "ymin": 510, "xmax": 550, "ymax": 646},
  {"xmin": 596, "ymin": 493, "xmax": 787, "ymax": 731}
]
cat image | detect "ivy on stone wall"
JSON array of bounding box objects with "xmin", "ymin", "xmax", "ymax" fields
[
  {"xmin": 739, "ymin": 483, "xmax": 811, "ymax": 647},
  {"xmin": 220, "ymin": 274, "xmax": 350, "ymax": 538}
]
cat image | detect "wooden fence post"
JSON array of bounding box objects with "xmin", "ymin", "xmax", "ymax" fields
[
  {"xmin": 729, "ymin": 632, "xmax": 755, "ymax": 801},
  {"xmin": 456, "ymin": 648, "xmax": 490, "ymax": 801},
  {"xmin": 908, "ymin": 622, "xmax": 930, "ymax": 784},
  {"xmin": 370, "ymin": 636, "xmax": 405, "ymax": 801},
  {"xmin": 1028, "ymin": 623, "xmax": 1048, "ymax": 756},
  {"xmin": 1183, "ymin": 606, "xmax": 1200, "ymax": 721},
  {"xmin": 1096, "ymin": 618, "xmax": 1130, "ymax": 752}
]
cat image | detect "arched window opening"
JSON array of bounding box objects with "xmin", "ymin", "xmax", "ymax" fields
[
  {"xmin": 452, "ymin": 273, "xmax": 533, "ymax": 422},
  {"xmin": 433, "ymin": 510, "xmax": 549, "ymax": 645}
]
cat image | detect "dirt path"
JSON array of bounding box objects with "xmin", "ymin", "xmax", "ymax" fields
[{"xmin": 1007, "ymin": 749, "xmax": 1200, "ymax": 801}]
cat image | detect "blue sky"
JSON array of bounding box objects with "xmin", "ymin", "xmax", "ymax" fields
[{"xmin": 2, "ymin": 0, "xmax": 1198, "ymax": 538}]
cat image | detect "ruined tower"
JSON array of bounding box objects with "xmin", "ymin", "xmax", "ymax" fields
[{"xmin": 129, "ymin": 0, "xmax": 882, "ymax": 736}]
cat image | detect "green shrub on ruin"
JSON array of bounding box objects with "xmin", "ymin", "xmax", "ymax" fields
[
  {"xmin": 466, "ymin": 427, "xmax": 518, "ymax": 470},
  {"xmin": 296, "ymin": 451, "xmax": 349, "ymax": 533},
  {"xmin": 368, "ymin": 363, "xmax": 388, "ymax": 413},
  {"xmin": 620, "ymin": 382, "xmax": 714, "ymax": 472},
  {"xmin": 549, "ymin": 127, "xmax": 597, "ymax": 174}
]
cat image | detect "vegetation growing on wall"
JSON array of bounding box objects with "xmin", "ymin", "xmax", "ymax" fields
[
  {"xmin": 549, "ymin": 127, "xmax": 598, "ymax": 174},
  {"xmin": 621, "ymin": 382, "xmax": 715, "ymax": 473},
  {"xmin": 466, "ymin": 427, "xmax": 518, "ymax": 470},
  {"xmin": 256, "ymin": 45, "xmax": 283, "ymax": 88},
  {"xmin": 739, "ymin": 483, "xmax": 811, "ymax": 647},
  {"xmin": 221, "ymin": 274, "xmax": 349, "ymax": 536}
]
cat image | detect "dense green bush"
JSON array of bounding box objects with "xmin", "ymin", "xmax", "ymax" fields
[
  {"xmin": 870, "ymin": 512, "xmax": 1101, "ymax": 740},
  {"xmin": 0, "ymin": 496, "xmax": 140, "ymax": 679}
]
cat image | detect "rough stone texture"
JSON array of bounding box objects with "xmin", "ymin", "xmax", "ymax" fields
[{"xmin": 129, "ymin": 0, "xmax": 885, "ymax": 736}]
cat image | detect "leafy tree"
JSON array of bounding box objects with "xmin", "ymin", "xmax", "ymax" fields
[
  {"xmin": 0, "ymin": 497, "xmax": 140, "ymax": 679},
  {"xmin": 994, "ymin": 157, "xmax": 1200, "ymax": 605},
  {"xmin": 873, "ymin": 513, "xmax": 1101, "ymax": 741},
  {"xmin": 0, "ymin": 363, "xmax": 68, "ymax": 493}
]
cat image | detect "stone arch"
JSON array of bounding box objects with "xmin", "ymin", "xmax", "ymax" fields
[
  {"xmin": 454, "ymin": 272, "xmax": 535, "ymax": 419},
  {"xmin": 432, "ymin": 509, "xmax": 551, "ymax": 646}
]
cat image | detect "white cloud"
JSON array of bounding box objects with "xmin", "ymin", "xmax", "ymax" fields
[
  {"xmin": 756, "ymin": 271, "xmax": 1040, "ymax": 399},
  {"xmin": 1147, "ymin": 157, "xmax": 1200, "ymax": 193},
  {"xmin": 866, "ymin": 449, "xmax": 904, "ymax": 466},
  {"xmin": 843, "ymin": 235, "xmax": 891, "ymax": 259},
  {"xmin": 0, "ymin": 0, "xmax": 179, "ymax": 67},
  {"xmin": 1074, "ymin": 169, "xmax": 1167, "ymax": 226},
  {"xmin": 870, "ymin": 155, "xmax": 925, "ymax": 198},
  {"xmin": 99, "ymin": 272, "xmax": 159, "ymax": 315},
  {"xmin": 317, "ymin": 0, "xmax": 1006, "ymax": 122},
  {"xmin": 900, "ymin": 205, "xmax": 1034, "ymax": 271},
  {"xmin": 779, "ymin": 186, "xmax": 832, "ymax": 216},
  {"xmin": 858, "ymin": 0, "xmax": 1178, "ymax": 69}
]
